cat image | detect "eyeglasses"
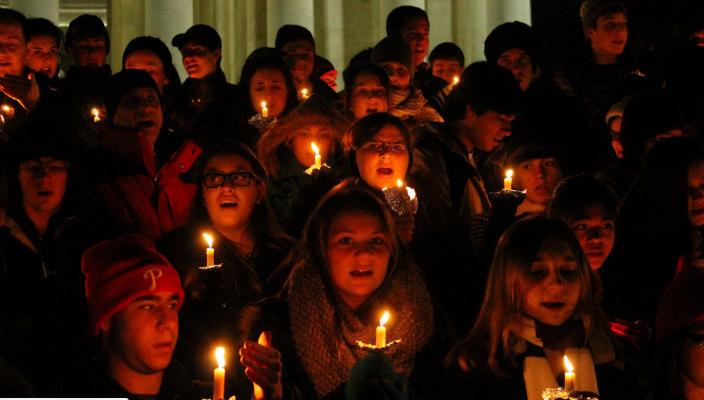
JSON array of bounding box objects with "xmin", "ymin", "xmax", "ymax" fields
[
  {"xmin": 497, "ymin": 54, "xmax": 531, "ymax": 69},
  {"xmin": 201, "ymin": 172, "xmax": 258, "ymax": 188},
  {"xmin": 359, "ymin": 141, "xmax": 408, "ymax": 154},
  {"xmin": 682, "ymin": 331, "xmax": 704, "ymax": 347}
]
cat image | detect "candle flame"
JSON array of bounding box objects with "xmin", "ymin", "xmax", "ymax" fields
[
  {"xmin": 396, "ymin": 179, "xmax": 403, "ymax": 187},
  {"xmin": 2, "ymin": 105, "xmax": 10, "ymax": 112},
  {"xmin": 406, "ymin": 186, "xmax": 416, "ymax": 200},
  {"xmin": 215, "ymin": 347, "xmax": 226, "ymax": 368},
  {"xmin": 261, "ymin": 101, "xmax": 266, "ymax": 109},
  {"xmin": 311, "ymin": 142, "xmax": 320, "ymax": 155},
  {"xmin": 563, "ymin": 355, "xmax": 574, "ymax": 372},
  {"xmin": 453, "ymin": 76, "xmax": 459, "ymax": 85},
  {"xmin": 301, "ymin": 88, "xmax": 308, "ymax": 96},
  {"xmin": 506, "ymin": 169, "xmax": 513, "ymax": 179},
  {"xmin": 203, "ymin": 233, "xmax": 213, "ymax": 248},
  {"xmin": 380, "ymin": 311, "xmax": 389, "ymax": 327},
  {"xmin": 92, "ymin": 108, "xmax": 99, "ymax": 118}
]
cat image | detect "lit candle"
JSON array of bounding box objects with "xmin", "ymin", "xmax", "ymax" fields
[
  {"xmin": 452, "ymin": 76, "xmax": 459, "ymax": 86},
  {"xmin": 311, "ymin": 142, "xmax": 322, "ymax": 169},
  {"xmin": 301, "ymin": 88, "xmax": 309, "ymax": 99},
  {"xmin": 92, "ymin": 107, "xmax": 100, "ymax": 123},
  {"xmin": 376, "ymin": 311, "xmax": 389, "ymax": 348},
  {"xmin": 214, "ymin": 347, "xmax": 226, "ymax": 400},
  {"xmin": 253, "ymin": 332, "xmax": 271, "ymax": 400},
  {"xmin": 260, "ymin": 101, "xmax": 268, "ymax": 118},
  {"xmin": 564, "ymin": 355, "xmax": 575, "ymax": 392},
  {"xmin": 2, "ymin": 104, "xmax": 14, "ymax": 120},
  {"xmin": 504, "ymin": 169, "xmax": 513, "ymax": 190},
  {"xmin": 406, "ymin": 186, "xmax": 416, "ymax": 200},
  {"xmin": 203, "ymin": 233, "xmax": 214, "ymax": 267}
]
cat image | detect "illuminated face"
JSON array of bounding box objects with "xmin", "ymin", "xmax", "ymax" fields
[
  {"xmin": 19, "ymin": 157, "xmax": 68, "ymax": 217},
  {"xmin": 379, "ymin": 61, "xmax": 411, "ymax": 90},
  {"xmin": 464, "ymin": 109, "xmax": 514, "ymax": 151},
  {"xmin": 112, "ymin": 87, "xmax": 163, "ymax": 142},
  {"xmin": 348, "ymin": 72, "xmax": 388, "ymax": 119},
  {"xmin": 326, "ymin": 211, "xmax": 390, "ymax": 310},
  {"xmin": 69, "ymin": 37, "xmax": 107, "ymax": 68},
  {"xmin": 124, "ymin": 50, "xmax": 170, "ymax": 95},
  {"xmin": 0, "ymin": 22, "xmax": 27, "ymax": 77},
  {"xmin": 692, "ymin": 29, "xmax": 704, "ymax": 47},
  {"xmin": 319, "ymin": 69, "xmax": 338, "ymax": 91},
  {"xmin": 523, "ymin": 249, "xmax": 581, "ymax": 326},
  {"xmin": 431, "ymin": 59, "xmax": 462, "ymax": 85},
  {"xmin": 180, "ymin": 42, "xmax": 220, "ymax": 79},
  {"xmin": 609, "ymin": 117, "xmax": 623, "ymax": 159},
  {"xmin": 514, "ymin": 158, "xmax": 561, "ymax": 205},
  {"xmin": 355, "ymin": 124, "xmax": 409, "ymax": 190},
  {"xmin": 249, "ymin": 68, "xmax": 287, "ymax": 118},
  {"xmin": 281, "ymin": 39, "xmax": 314, "ymax": 83},
  {"xmin": 401, "ymin": 17, "xmax": 430, "ymax": 67},
  {"xmin": 497, "ymin": 48, "xmax": 534, "ymax": 92},
  {"xmin": 587, "ymin": 12, "xmax": 628, "ymax": 63},
  {"xmin": 570, "ymin": 204, "xmax": 615, "ymax": 270},
  {"xmin": 103, "ymin": 291, "xmax": 180, "ymax": 376},
  {"xmin": 290, "ymin": 124, "xmax": 334, "ymax": 168},
  {"xmin": 26, "ymin": 35, "xmax": 58, "ymax": 79},
  {"xmin": 201, "ymin": 154, "xmax": 262, "ymax": 234},
  {"xmin": 688, "ymin": 162, "xmax": 704, "ymax": 227}
]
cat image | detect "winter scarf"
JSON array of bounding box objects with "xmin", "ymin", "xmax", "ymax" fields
[
  {"xmin": 388, "ymin": 87, "xmax": 443, "ymax": 123},
  {"xmin": 287, "ymin": 259, "xmax": 434, "ymax": 397}
]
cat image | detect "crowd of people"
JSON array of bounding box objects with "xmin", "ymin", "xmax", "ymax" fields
[{"xmin": 1, "ymin": 1, "xmax": 704, "ymax": 399}]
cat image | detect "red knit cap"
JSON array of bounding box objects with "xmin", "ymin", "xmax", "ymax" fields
[
  {"xmin": 82, "ymin": 234, "xmax": 185, "ymax": 336},
  {"xmin": 655, "ymin": 257, "xmax": 704, "ymax": 342}
]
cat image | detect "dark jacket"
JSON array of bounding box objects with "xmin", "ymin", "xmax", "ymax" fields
[{"xmin": 157, "ymin": 223, "xmax": 293, "ymax": 386}]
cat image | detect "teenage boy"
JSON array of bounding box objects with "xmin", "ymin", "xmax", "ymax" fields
[
  {"xmin": 26, "ymin": 18, "xmax": 62, "ymax": 82},
  {"xmin": 76, "ymin": 234, "xmax": 195, "ymax": 397},
  {"xmin": 409, "ymin": 62, "xmax": 521, "ymax": 334}
]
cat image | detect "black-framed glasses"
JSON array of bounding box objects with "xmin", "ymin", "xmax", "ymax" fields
[
  {"xmin": 201, "ymin": 172, "xmax": 258, "ymax": 188},
  {"xmin": 682, "ymin": 331, "xmax": 704, "ymax": 347}
]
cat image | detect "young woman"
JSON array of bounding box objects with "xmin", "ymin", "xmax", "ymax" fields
[
  {"xmin": 343, "ymin": 113, "xmax": 414, "ymax": 242},
  {"xmin": 235, "ymin": 47, "xmax": 299, "ymax": 149},
  {"xmin": 447, "ymin": 216, "xmax": 635, "ymax": 400},
  {"xmin": 342, "ymin": 62, "xmax": 390, "ymax": 121},
  {"xmin": 237, "ymin": 185, "xmax": 451, "ymax": 400},
  {"xmin": 157, "ymin": 141, "xmax": 293, "ymax": 387},
  {"xmin": 257, "ymin": 94, "xmax": 348, "ymax": 236}
]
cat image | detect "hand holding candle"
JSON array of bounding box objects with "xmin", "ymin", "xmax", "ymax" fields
[
  {"xmin": 382, "ymin": 180, "xmax": 418, "ymax": 215},
  {"xmin": 203, "ymin": 233, "xmax": 215, "ymax": 267},
  {"xmin": 214, "ymin": 347, "xmax": 226, "ymax": 400}
]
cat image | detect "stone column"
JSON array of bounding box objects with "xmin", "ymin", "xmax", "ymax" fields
[
  {"xmin": 486, "ymin": 0, "xmax": 532, "ymax": 32},
  {"xmin": 266, "ymin": 0, "xmax": 315, "ymax": 47},
  {"xmin": 145, "ymin": 0, "xmax": 193, "ymax": 82},
  {"xmin": 107, "ymin": 0, "xmax": 145, "ymax": 71},
  {"xmin": 9, "ymin": 0, "xmax": 59, "ymax": 22}
]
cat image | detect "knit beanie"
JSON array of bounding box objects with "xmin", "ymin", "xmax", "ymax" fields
[
  {"xmin": 104, "ymin": 69, "xmax": 160, "ymax": 122},
  {"xmin": 580, "ymin": 0, "xmax": 627, "ymax": 39},
  {"xmin": 656, "ymin": 259, "xmax": 704, "ymax": 341},
  {"xmin": 370, "ymin": 34, "xmax": 413, "ymax": 73},
  {"xmin": 605, "ymin": 94, "xmax": 634, "ymax": 125},
  {"xmin": 82, "ymin": 234, "xmax": 184, "ymax": 336},
  {"xmin": 484, "ymin": 21, "xmax": 543, "ymax": 69},
  {"xmin": 506, "ymin": 142, "xmax": 557, "ymax": 168},
  {"xmin": 65, "ymin": 14, "xmax": 110, "ymax": 54}
]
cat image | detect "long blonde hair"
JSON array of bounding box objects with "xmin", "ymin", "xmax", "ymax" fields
[{"xmin": 448, "ymin": 216, "xmax": 603, "ymax": 376}]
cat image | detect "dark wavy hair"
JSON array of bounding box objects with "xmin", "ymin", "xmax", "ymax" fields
[{"xmin": 236, "ymin": 47, "xmax": 299, "ymax": 118}]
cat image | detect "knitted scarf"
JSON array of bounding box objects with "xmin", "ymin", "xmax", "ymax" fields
[
  {"xmin": 287, "ymin": 260, "xmax": 434, "ymax": 397},
  {"xmin": 517, "ymin": 317, "xmax": 614, "ymax": 400},
  {"xmin": 388, "ymin": 87, "xmax": 428, "ymax": 120}
]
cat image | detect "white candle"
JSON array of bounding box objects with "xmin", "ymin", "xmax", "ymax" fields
[
  {"xmin": 376, "ymin": 311, "xmax": 389, "ymax": 348},
  {"xmin": 214, "ymin": 347, "xmax": 226, "ymax": 400},
  {"xmin": 92, "ymin": 107, "xmax": 100, "ymax": 123},
  {"xmin": 311, "ymin": 142, "xmax": 321, "ymax": 169},
  {"xmin": 504, "ymin": 169, "xmax": 513, "ymax": 190},
  {"xmin": 260, "ymin": 101, "xmax": 268, "ymax": 118},
  {"xmin": 203, "ymin": 233, "xmax": 214, "ymax": 267},
  {"xmin": 564, "ymin": 355, "xmax": 575, "ymax": 392}
]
